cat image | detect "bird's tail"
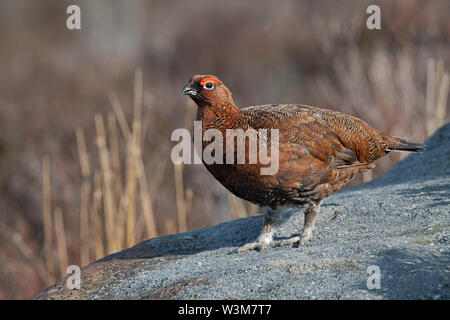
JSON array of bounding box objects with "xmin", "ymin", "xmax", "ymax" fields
[{"xmin": 385, "ymin": 136, "xmax": 426, "ymax": 152}]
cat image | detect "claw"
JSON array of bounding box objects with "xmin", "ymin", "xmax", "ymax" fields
[
  {"xmin": 299, "ymin": 229, "xmax": 313, "ymax": 246},
  {"xmin": 234, "ymin": 242, "xmax": 263, "ymax": 253},
  {"xmin": 275, "ymin": 235, "xmax": 301, "ymax": 248},
  {"xmin": 234, "ymin": 234, "xmax": 273, "ymax": 253}
]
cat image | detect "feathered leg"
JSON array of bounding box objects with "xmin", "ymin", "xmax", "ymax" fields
[
  {"xmin": 299, "ymin": 200, "xmax": 319, "ymax": 245},
  {"xmin": 235, "ymin": 207, "xmax": 281, "ymax": 252},
  {"xmin": 276, "ymin": 200, "xmax": 320, "ymax": 247}
]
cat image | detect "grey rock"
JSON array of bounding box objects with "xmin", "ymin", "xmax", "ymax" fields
[{"xmin": 35, "ymin": 123, "xmax": 450, "ymax": 300}]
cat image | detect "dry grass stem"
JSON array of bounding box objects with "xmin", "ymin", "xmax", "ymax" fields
[
  {"xmin": 174, "ymin": 163, "xmax": 187, "ymax": 232},
  {"xmin": 75, "ymin": 128, "xmax": 91, "ymax": 266},
  {"xmin": 91, "ymin": 171, "xmax": 105, "ymax": 260},
  {"xmin": 426, "ymin": 59, "xmax": 449, "ymax": 135},
  {"xmin": 53, "ymin": 207, "xmax": 68, "ymax": 279},
  {"xmin": 95, "ymin": 114, "xmax": 118, "ymax": 253},
  {"xmin": 42, "ymin": 155, "xmax": 55, "ymax": 284}
]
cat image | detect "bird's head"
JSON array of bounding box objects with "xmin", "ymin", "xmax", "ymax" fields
[{"xmin": 182, "ymin": 75, "xmax": 233, "ymax": 108}]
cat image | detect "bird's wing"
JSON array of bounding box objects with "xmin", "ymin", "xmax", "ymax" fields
[
  {"xmin": 243, "ymin": 104, "xmax": 378, "ymax": 200},
  {"xmin": 244, "ymin": 104, "xmax": 386, "ymax": 165}
]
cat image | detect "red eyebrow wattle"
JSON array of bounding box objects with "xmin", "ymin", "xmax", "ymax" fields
[{"xmin": 200, "ymin": 77, "xmax": 219, "ymax": 86}]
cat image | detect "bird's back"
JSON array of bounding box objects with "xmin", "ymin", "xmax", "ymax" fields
[{"xmin": 241, "ymin": 104, "xmax": 391, "ymax": 164}]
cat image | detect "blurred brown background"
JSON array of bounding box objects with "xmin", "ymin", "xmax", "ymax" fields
[{"xmin": 0, "ymin": 0, "xmax": 448, "ymax": 299}]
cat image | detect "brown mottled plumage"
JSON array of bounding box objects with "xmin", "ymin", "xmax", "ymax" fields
[{"xmin": 182, "ymin": 75, "xmax": 425, "ymax": 252}]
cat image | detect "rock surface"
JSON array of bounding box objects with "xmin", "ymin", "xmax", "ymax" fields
[{"xmin": 36, "ymin": 124, "xmax": 450, "ymax": 300}]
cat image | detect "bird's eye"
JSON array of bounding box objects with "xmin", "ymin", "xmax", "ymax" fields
[{"xmin": 203, "ymin": 81, "xmax": 214, "ymax": 90}]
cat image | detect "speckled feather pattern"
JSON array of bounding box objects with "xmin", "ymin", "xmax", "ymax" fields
[{"xmin": 184, "ymin": 75, "xmax": 424, "ymax": 210}]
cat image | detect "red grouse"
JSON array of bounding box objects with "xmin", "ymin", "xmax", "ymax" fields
[{"xmin": 182, "ymin": 75, "xmax": 425, "ymax": 252}]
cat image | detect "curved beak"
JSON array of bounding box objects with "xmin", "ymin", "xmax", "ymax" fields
[{"xmin": 182, "ymin": 85, "xmax": 197, "ymax": 96}]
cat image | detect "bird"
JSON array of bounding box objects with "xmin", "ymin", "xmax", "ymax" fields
[{"xmin": 181, "ymin": 74, "xmax": 425, "ymax": 252}]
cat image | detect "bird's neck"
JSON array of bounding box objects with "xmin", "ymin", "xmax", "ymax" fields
[{"xmin": 195, "ymin": 101, "xmax": 242, "ymax": 130}]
